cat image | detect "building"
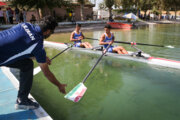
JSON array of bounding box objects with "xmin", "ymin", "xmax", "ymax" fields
[
  {"xmin": 44, "ymin": 0, "xmax": 95, "ymax": 21},
  {"xmin": 0, "ymin": 0, "xmax": 95, "ymax": 23}
]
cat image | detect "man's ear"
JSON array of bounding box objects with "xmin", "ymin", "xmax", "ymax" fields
[{"xmin": 43, "ymin": 29, "xmax": 50, "ymax": 35}]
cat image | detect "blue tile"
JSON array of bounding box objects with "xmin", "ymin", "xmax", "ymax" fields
[
  {"xmin": 0, "ymin": 69, "xmax": 38, "ymax": 120},
  {"xmin": 0, "ymin": 70, "xmax": 14, "ymax": 91}
]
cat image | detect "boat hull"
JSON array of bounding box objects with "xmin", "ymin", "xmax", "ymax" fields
[
  {"xmin": 107, "ymin": 22, "xmax": 133, "ymax": 29},
  {"xmin": 44, "ymin": 41, "xmax": 180, "ymax": 70}
]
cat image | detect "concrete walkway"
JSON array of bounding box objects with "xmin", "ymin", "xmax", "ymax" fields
[{"xmin": 0, "ymin": 67, "xmax": 52, "ymax": 120}]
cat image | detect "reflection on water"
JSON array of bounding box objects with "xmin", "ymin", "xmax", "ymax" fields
[{"xmin": 32, "ymin": 24, "xmax": 180, "ymax": 120}]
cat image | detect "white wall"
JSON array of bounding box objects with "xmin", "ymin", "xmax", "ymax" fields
[{"xmin": 97, "ymin": 10, "xmax": 109, "ymax": 19}]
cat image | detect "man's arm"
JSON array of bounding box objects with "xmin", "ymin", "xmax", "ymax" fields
[
  {"xmin": 110, "ymin": 33, "xmax": 115, "ymax": 45},
  {"xmin": 80, "ymin": 32, "xmax": 85, "ymax": 39},
  {"xmin": 39, "ymin": 60, "xmax": 66, "ymax": 94},
  {"xmin": 70, "ymin": 32, "xmax": 78, "ymax": 41},
  {"xmin": 99, "ymin": 34, "xmax": 110, "ymax": 45}
]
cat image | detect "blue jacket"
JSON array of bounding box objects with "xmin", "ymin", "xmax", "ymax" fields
[{"xmin": 0, "ymin": 23, "xmax": 46, "ymax": 66}]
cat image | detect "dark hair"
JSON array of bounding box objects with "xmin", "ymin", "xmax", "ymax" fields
[
  {"xmin": 104, "ymin": 24, "xmax": 111, "ymax": 29},
  {"xmin": 39, "ymin": 16, "xmax": 58, "ymax": 33},
  {"xmin": 76, "ymin": 23, "xmax": 81, "ymax": 27}
]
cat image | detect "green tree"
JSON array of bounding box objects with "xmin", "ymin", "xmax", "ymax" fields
[
  {"xmin": 163, "ymin": 0, "xmax": 180, "ymax": 19},
  {"xmin": 131, "ymin": 0, "xmax": 143, "ymax": 16},
  {"xmin": 99, "ymin": 2, "xmax": 106, "ymax": 10},
  {"xmin": 112, "ymin": 0, "xmax": 180, "ymax": 20},
  {"xmin": 172, "ymin": 0, "xmax": 180, "ymax": 19},
  {"xmin": 114, "ymin": 0, "xmax": 122, "ymax": 9},
  {"xmin": 78, "ymin": 0, "xmax": 85, "ymax": 21},
  {"xmin": 121, "ymin": 0, "xmax": 133, "ymax": 9},
  {"xmin": 104, "ymin": 0, "xmax": 115, "ymax": 20},
  {"xmin": 12, "ymin": 0, "xmax": 65, "ymax": 20},
  {"xmin": 141, "ymin": 0, "xmax": 153, "ymax": 16}
]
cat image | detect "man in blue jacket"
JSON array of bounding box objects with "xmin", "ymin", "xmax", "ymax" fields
[{"xmin": 0, "ymin": 16, "xmax": 66, "ymax": 110}]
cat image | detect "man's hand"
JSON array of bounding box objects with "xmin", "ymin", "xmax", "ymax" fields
[
  {"xmin": 58, "ymin": 84, "xmax": 67, "ymax": 94},
  {"xmin": 39, "ymin": 63, "xmax": 67, "ymax": 94},
  {"xmin": 104, "ymin": 44, "xmax": 111, "ymax": 53},
  {"xmin": 46, "ymin": 57, "xmax": 51, "ymax": 65},
  {"xmin": 109, "ymin": 41, "xmax": 113, "ymax": 45},
  {"xmin": 78, "ymin": 36, "xmax": 83, "ymax": 40},
  {"xmin": 103, "ymin": 49, "xmax": 107, "ymax": 53}
]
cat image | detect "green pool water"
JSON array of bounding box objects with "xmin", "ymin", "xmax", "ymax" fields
[{"xmin": 32, "ymin": 24, "xmax": 180, "ymax": 120}]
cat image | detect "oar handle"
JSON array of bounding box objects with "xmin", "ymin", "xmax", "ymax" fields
[
  {"xmin": 113, "ymin": 41, "xmax": 131, "ymax": 45},
  {"xmin": 135, "ymin": 42, "xmax": 164, "ymax": 47},
  {"xmin": 34, "ymin": 43, "xmax": 74, "ymax": 75},
  {"xmin": 85, "ymin": 37, "xmax": 165, "ymax": 47},
  {"xmin": 50, "ymin": 43, "xmax": 74, "ymax": 61},
  {"xmin": 114, "ymin": 41, "xmax": 164, "ymax": 47},
  {"xmin": 85, "ymin": 37, "xmax": 98, "ymax": 40},
  {"xmin": 84, "ymin": 37, "xmax": 99, "ymax": 40},
  {"xmin": 82, "ymin": 44, "xmax": 111, "ymax": 83}
]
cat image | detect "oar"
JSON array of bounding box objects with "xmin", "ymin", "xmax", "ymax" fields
[
  {"xmin": 85, "ymin": 37, "xmax": 174, "ymax": 48},
  {"xmin": 33, "ymin": 43, "xmax": 74, "ymax": 75},
  {"xmin": 64, "ymin": 44, "xmax": 111, "ymax": 102}
]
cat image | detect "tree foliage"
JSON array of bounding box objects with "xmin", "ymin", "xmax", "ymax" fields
[
  {"xmin": 78, "ymin": 0, "xmax": 85, "ymax": 5},
  {"xmin": 104, "ymin": 0, "xmax": 115, "ymax": 19},
  {"xmin": 12, "ymin": 0, "xmax": 69, "ymax": 20},
  {"xmin": 111, "ymin": 0, "xmax": 180, "ymax": 18},
  {"xmin": 114, "ymin": 0, "xmax": 180, "ymax": 11},
  {"xmin": 105, "ymin": 0, "xmax": 115, "ymax": 9},
  {"xmin": 12, "ymin": 0, "xmax": 65, "ymax": 10},
  {"xmin": 77, "ymin": 0, "xmax": 86, "ymax": 20}
]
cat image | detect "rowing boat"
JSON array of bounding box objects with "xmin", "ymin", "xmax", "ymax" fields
[
  {"xmin": 44, "ymin": 41, "xmax": 180, "ymax": 70},
  {"xmin": 107, "ymin": 22, "xmax": 133, "ymax": 29}
]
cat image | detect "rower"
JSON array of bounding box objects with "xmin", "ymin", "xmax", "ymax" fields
[
  {"xmin": 99, "ymin": 24, "xmax": 128, "ymax": 54},
  {"xmin": 70, "ymin": 24, "xmax": 92, "ymax": 48}
]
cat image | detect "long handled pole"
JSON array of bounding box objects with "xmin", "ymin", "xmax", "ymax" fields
[
  {"xmin": 113, "ymin": 41, "xmax": 164, "ymax": 47},
  {"xmin": 64, "ymin": 44, "xmax": 111, "ymax": 102},
  {"xmin": 50, "ymin": 44, "xmax": 74, "ymax": 60},
  {"xmin": 82, "ymin": 44, "xmax": 111, "ymax": 83},
  {"xmin": 34, "ymin": 43, "xmax": 74, "ymax": 75},
  {"xmin": 85, "ymin": 37, "xmax": 174, "ymax": 48}
]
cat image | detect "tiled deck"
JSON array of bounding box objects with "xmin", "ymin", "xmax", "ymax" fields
[{"xmin": 0, "ymin": 67, "xmax": 52, "ymax": 120}]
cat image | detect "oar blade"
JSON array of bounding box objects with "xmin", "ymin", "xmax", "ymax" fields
[
  {"xmin": 166, "ymin": 45, "xmax": 174, "ymax": 48},
  {"xmin": 64, "ymin": 83, "xmax": 87, "ymax": 102}
]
